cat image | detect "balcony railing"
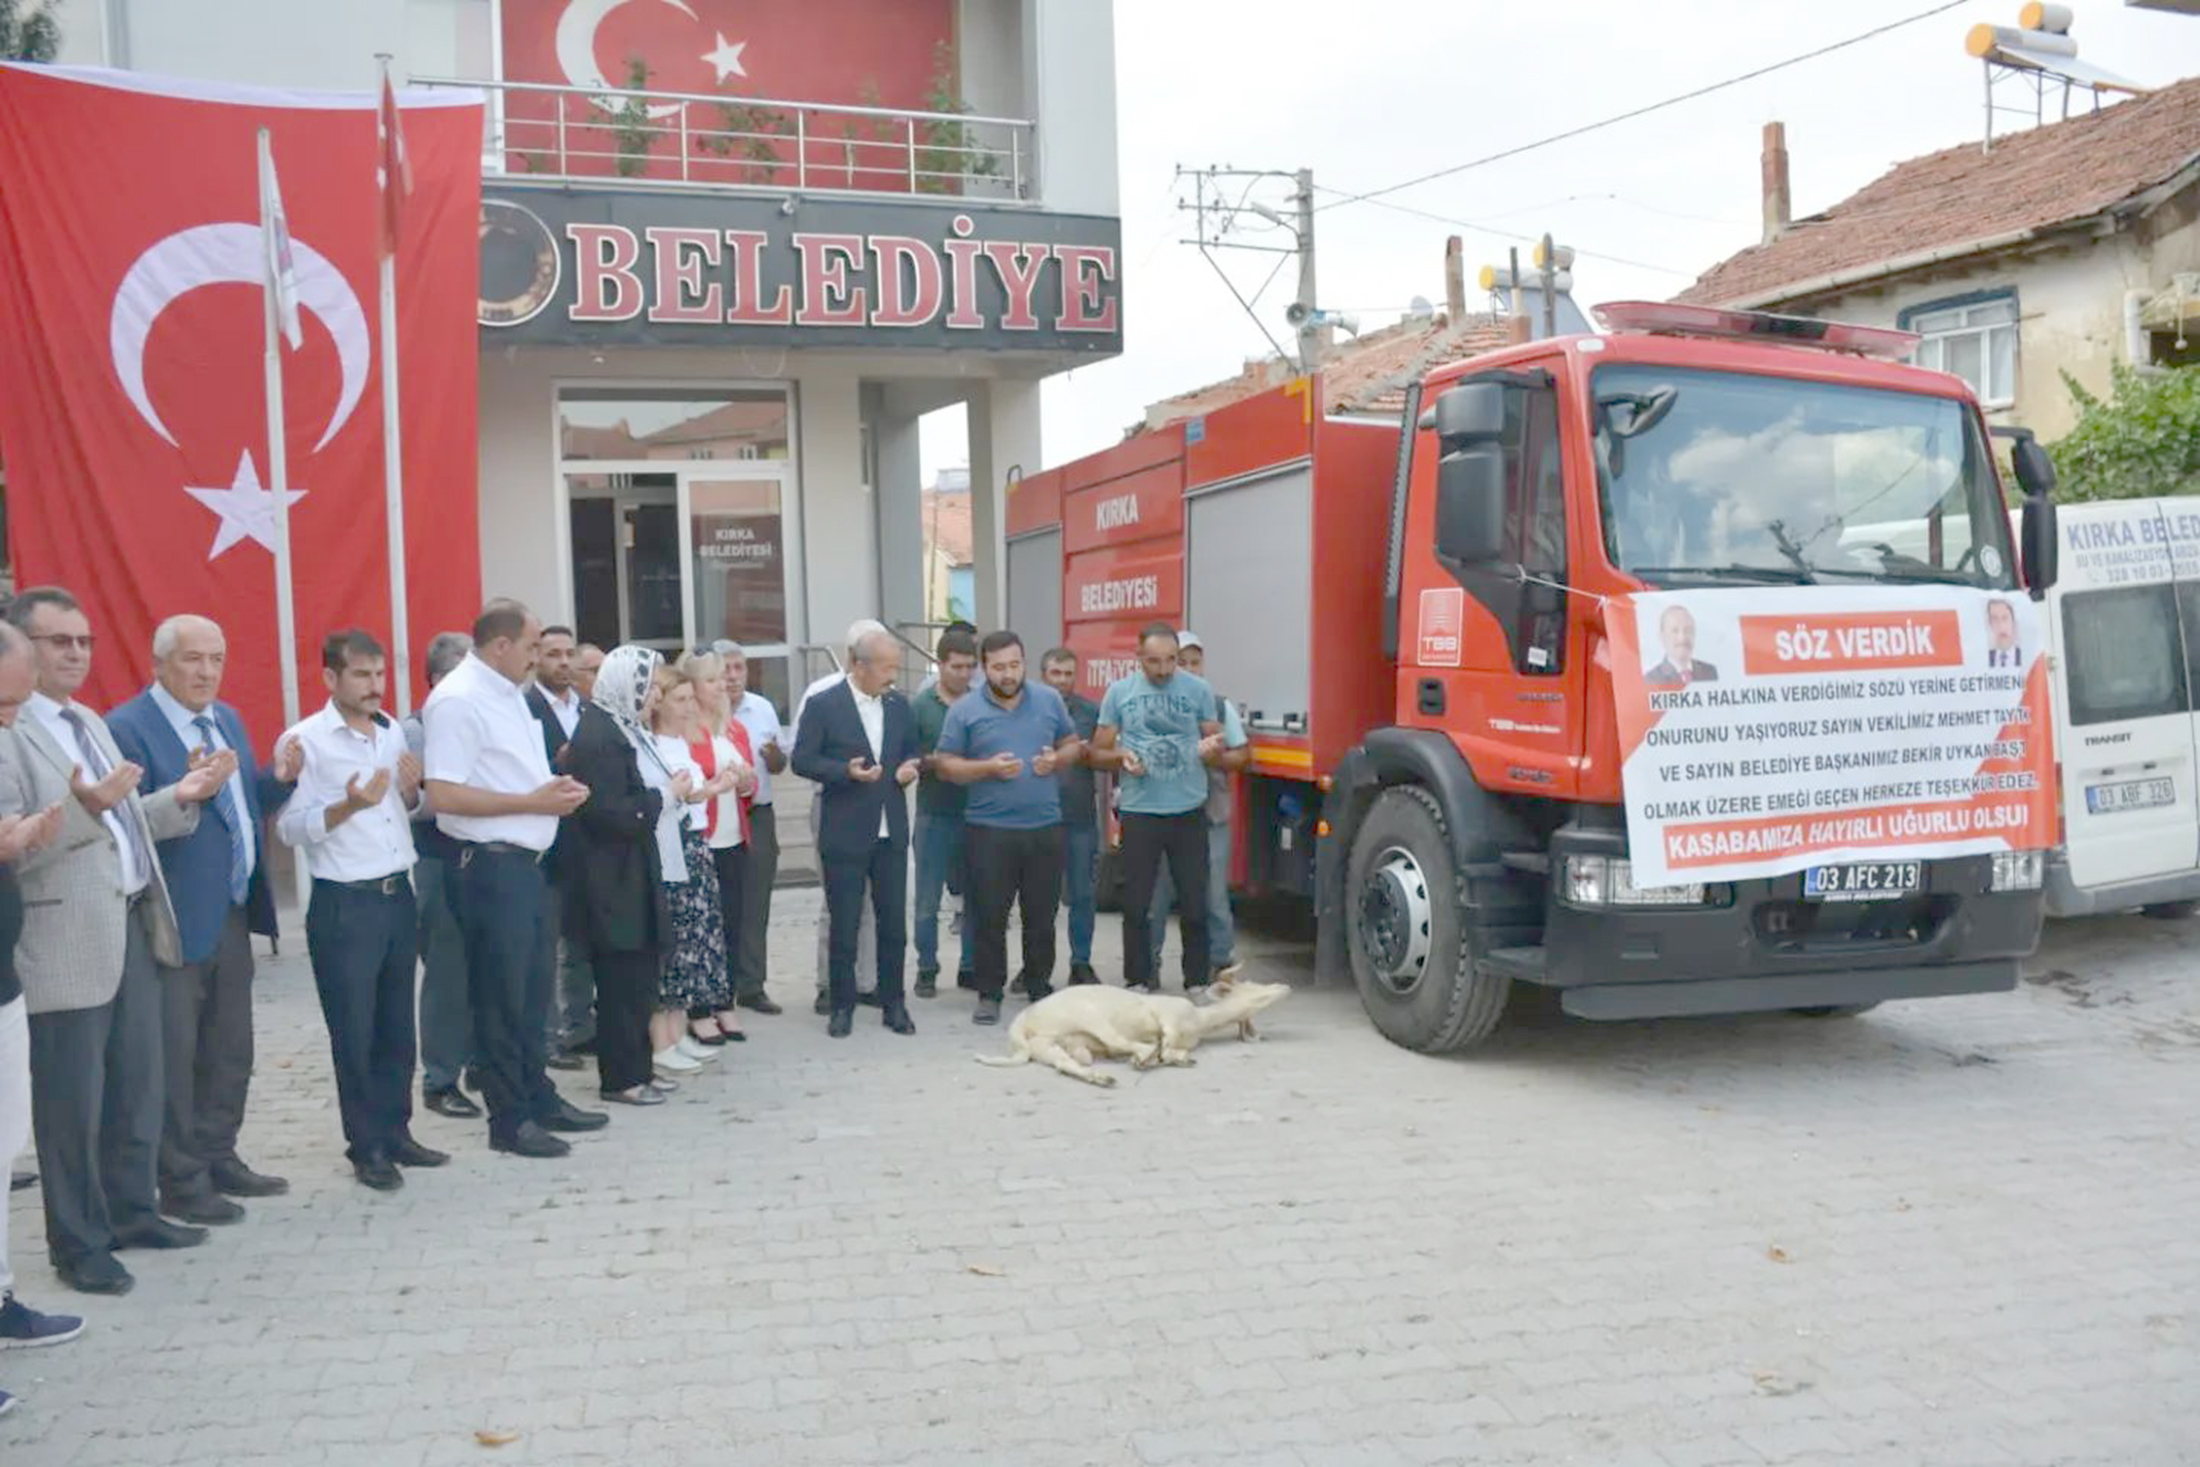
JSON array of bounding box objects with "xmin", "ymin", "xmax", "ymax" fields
[{"xmin": 413, "ymin": 76, "xmax": 1034, "ymax": 203}]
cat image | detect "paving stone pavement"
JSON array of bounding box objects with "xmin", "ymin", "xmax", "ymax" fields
[{"xmin": 4, "ymin": 890, "xmax": 2196, "ymax": 1467}]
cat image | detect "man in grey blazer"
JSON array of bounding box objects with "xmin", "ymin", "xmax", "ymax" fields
[{"xmin": 0, "ymin": 588, "xmax": 229, "ymax": 1296}]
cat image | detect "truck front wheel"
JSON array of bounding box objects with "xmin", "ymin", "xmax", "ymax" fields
[{"xmin": 1346, "ymin": 786, "xmax": 1510, "ymax": 1053}]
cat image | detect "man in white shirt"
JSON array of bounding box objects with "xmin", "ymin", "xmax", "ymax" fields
[
  {"xmin": 276, "ymin": 630, "xmax": 448, "ymax": 1192},
  {"xmin": 713, "ymin": 640, "xmax": 786, "ymax": 1016},
  {"xmin": 404, "ymin": 632, "xmax": 477, "ymax": 1119},
  {"xmin": 422, "ymin": 600, "xmax": 599, "ymax": 1160},
  {"xmin": 790, "ymin": 627, "xmax": 883, "ymax": 1014}
]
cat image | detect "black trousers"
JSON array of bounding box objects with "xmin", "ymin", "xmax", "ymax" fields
[
  {"xmin": 697, "ymin": 842, "xmax": 749, "ymax": 1018},
  {"xmin": 304, "ymin": 879, "xmax": 419, "ymax": 1162},
  {"xmin": 1120, "ymin": 810, "xmax": 1211, "ymax": 991},
  {"xmin": 823, "ymin": 836, "xmax": 907, "ymax": 1014},
  {"xmin": 966, "ymin": 824, "xmax": 1065, "ymax": 1001},
  {"xmin": 157, "ymin": 905, "xmax": 256, "ymax": 1203},
  {"xmin": 450, "ymin": 845, "xmax": 560, "ymax": 1140},
  {"xmin": 27, "ymin": 900, "xmax": 164, "ymax": 1264},
  {"xmin": 590, "ymin": 947, "xmax": 659, "ymax": 1093},
  {"xmin": 733, "ymin": 804, "xmax": 778, "ymax": 999}
]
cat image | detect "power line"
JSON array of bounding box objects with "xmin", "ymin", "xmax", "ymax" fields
[
  {"xmin": 1316, "ymin": 0, "xmax": 1969, "ymax": 214},
  {"xmin": 1313, "ymin": 185, "xmax": 1695, "ymax": 279}
]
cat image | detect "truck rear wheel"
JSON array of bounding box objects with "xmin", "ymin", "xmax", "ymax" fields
[{"xmin": 1346, "ymin": 786, "xmax": 1510, "ymax": 1053}]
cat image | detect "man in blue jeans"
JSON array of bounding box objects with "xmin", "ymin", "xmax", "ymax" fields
[
  {"xmin": 404, "ymin": 632, "xmax": 476, "ymax": 1118},
  {"xmin": 1041, "ymin": 647, "xmax": 1102, "ymax": 985},
  {"xmin": 1145, "ymin": 631, "xmax": 1250, "ymax": 982},
  {"xmin": 909, "ymin": 629, "xmax": 978, "ymax": 999}
]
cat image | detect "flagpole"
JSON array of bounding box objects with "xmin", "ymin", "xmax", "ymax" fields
[
  {"xmin": 258, "ymin": 126, "xmax": 310, "ymax": 912},
  {"xmin": 376, "ymin": 55, "xmax": 413, "ymax": 718}
]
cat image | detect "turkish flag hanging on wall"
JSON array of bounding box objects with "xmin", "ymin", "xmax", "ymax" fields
[{"xmin": 0, "ymin": 64, "xmax": 483, "ymax": 740}]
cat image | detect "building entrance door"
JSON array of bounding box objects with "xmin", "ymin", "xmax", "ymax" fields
[{"xmin": 567, "ymin": 472, "xmax": 683, "ymax": 654}]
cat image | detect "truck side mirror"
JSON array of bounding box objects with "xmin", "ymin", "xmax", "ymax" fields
[
  {"xmin": 1430, "ymin": 382, "xmax": 1510, "ymax": 567},
  {"xmin": 1436, "ymin": 445, "xmax": 1508, "ymax": 565},
  {"xmin": 2010, "ymin": 436, "xmax": 2058, "ymax": 596}
]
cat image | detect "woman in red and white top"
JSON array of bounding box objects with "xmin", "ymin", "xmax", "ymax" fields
[{"xmin": 677, "ymin": 650, "xmax": 757, "ymax": 1045}]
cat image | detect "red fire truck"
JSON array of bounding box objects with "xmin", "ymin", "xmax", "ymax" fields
[{"xmin": 1005, "ymin": 301, "xmax": 2060, "ymax": 1052}]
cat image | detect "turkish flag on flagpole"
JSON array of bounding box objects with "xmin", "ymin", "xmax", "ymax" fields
[{"xmin": 0, "ymin": 65, "xmax": 484, "ymax": 743}]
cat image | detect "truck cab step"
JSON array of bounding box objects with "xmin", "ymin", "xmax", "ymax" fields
[{"xmin": 1479, "ymin": 946, "xmax": 1546, "ymax": 983}]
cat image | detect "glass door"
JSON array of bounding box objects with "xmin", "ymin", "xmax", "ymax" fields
[
  {"xmin": 682, "ymin": 467, "xmax": 795, "ymax": 715},
  {"xmin": 566, "ymin": 471, "xmax": 683, "ymax": 654}
]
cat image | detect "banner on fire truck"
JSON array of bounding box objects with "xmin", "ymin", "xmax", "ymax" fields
[{"xmin": 1603, "ymin": 586, "xmax": 2056, "ymax": 888}]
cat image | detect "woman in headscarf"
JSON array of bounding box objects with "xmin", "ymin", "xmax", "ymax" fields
[
  {"xmin": 674, "ymin": 649, "xmax": 756, "ymax": 1046},
  {"xmin": 647, "ymin": 665, "xmax": 740, "ymax": 1077},
  {"xmin": 559, "ymin": 644, "xmax": 675, "ymax": 1105}
]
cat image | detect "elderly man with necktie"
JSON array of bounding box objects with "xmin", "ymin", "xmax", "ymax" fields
[
  {"xmin": 0, "ymin": 588, "xmax": 230, "ymax": 1296},
  {"xmin": 109, "ymin": 615, "xmax": 299, "ymax": 1226}
]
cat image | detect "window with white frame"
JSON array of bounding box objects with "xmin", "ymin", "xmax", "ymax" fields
[{"xmin": 1908, "ymin": 294, "xmax": 2018, "ymax": 408}]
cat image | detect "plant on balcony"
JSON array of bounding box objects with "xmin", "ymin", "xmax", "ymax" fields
[
  {"xmin": 608, "ymin": 56, "xmax": 657, "ymax": 178},
  {"xmin": 2052, "ymin": 363, "xmax": 2200, "ymax": 502},
  {"xmin": 0, "ymin": 0, "xmax": 61, "ymax": 60},
  {"xmin": 918, "ymin": 40, "xmax": 1002, "ymax": 196},
  {"xmin": 837, "ymin": 79, "xmax": 899, "ymax": 190},
  {"xmin": 697, "ymin": 98, "xmax": 792, "ymax": 185}
]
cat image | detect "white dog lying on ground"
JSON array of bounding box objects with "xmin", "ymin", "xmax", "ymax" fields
[{"xmin": 975, "ymin": 975, "xmax": 1292, "ymax": 1087}]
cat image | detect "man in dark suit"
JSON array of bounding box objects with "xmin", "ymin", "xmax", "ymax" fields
[
  {"xmin": 522, "ymin": 626, "xmax": 593, "ymax": 1069},
  {"xmin": 792, "ymin": 623, "xmax": 920, "ymax": 1039},
  {"xmin": 107, "ymin": 614, "xmax": 297, "ymax": 1225},
  {"xmin": 1644, "ymin": 604, "xmax": 1719, "ymax": 688}
]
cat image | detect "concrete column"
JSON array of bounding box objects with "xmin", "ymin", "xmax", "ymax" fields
[
  {"xmin": 964, "ymin": 376, "xmax": 1042, "ymax": 631},
  {"xmin": 797, "ymin": 369, "xmax": 873, "ymax": 654},
  {"xmin": 868, "ymin": 387, "xmax": 925, "ymax": 633}
]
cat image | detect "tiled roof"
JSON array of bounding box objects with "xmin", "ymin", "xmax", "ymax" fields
[
  {"xmin": 1138, "ymin": 311, "xmax": 1516, "ymax": 434},
  {"xmin": 1679, "ymin": 76, "xmax": 2200, "ymax": 308}
]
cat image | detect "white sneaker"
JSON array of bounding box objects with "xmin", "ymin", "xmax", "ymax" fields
[
  {"xmin": 654, "ymin": 1046, "xmax": 701, "ymax": 1075},
  {"xmin": 675, "ymin": 1034, "xmax": 721, "ymax": 1062}
]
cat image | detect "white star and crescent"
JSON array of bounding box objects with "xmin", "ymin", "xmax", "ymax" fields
[{"xmin": 184, "ymin": 450, "xmax": 307, "ymax": 560}]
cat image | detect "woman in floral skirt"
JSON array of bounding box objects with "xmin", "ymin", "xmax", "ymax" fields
[{"xmin": 646, "ymin": 665, "xmax": 739, "ymax": 1078}]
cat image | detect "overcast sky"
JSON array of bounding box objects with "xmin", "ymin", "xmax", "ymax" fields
[{"xmin": 919, "ymin": 0, "xmax": 2197, "ymax": 481}]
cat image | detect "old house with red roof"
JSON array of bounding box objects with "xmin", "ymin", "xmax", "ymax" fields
[{"xmin": 1679, "ymin": 79, "xmax": 2200, "ymax": 439}]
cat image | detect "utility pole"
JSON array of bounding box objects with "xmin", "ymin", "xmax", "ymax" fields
[{"xmin": 1292, "ymin": 167, "xmax": 1320, "ymax": 374}]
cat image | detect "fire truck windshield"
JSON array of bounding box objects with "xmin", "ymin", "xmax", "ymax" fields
[{"xmin": 1593, "ymin": 364, "xmax": 2016, "ymax": 589}]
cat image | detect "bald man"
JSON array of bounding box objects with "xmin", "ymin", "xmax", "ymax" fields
[{"xmin": 109, "ymin": 615, "xmax": 301, "ymax": 1224}]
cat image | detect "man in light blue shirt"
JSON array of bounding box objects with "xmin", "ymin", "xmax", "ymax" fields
[
  {"xmin": 1090, "ymin": 622, "xmax": 1243, "ymax": 994},
  {"xmin": 1144, "ymin": 632, "xmax": 1250, "ymax": 982}
]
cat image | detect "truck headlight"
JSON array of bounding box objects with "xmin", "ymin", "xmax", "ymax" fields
[
  {"xmin": 1561, "ymin": 855, "xmax": 1705, "ymax": 907},
  {"xmin": 1990, "ymin": 850, "xmax": 2043, "ymax": 891}
]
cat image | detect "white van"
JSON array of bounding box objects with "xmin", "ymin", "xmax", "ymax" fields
[{"xmin": 2037, "ymin": 498, "xmax": 2200, "ymax": 918}]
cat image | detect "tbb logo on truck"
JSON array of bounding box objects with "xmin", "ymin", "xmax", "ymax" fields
[{"xmin": 1417, "ymin": 588, "xmax": 1464, "ymax": 667}]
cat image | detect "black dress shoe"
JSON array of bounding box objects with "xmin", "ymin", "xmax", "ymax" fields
[
  {"xmin": 914, "ymin": 969, "xmax": 938, "ymax": 999},
  {"xmin": 490, "ymin": 1122, "xmax": 571, "ymax": 1159},
  {"xmin": 813, "ymin": 991, "xmax": 832, "ymax": 1016},
  {"xmin": 161, "ymin": 1192, "xmax": 245, "ymax": 1226},
  {"xmin": 113, "ymin": 1218, "xmax": 209, "ymax": 1251},
  {"xmin": 423, "ymin": 1087, "xmax": 481, "ymax": 1120},
  {"xmin": 956, "ymin": 970, "xmax": 980, "ymax": 991},
  {"xmin": 209, "ymin": 1159, "xmax": 289, "ymax": 1198},
  {"xmin": 1024, "ymin": 984, "xmax": 1055, "ymax": 1005},
  {"xmin": 736, "ymin": 992, "xmax": 783, "ymax": 1015},
  {"xmin": 544, "ymin": 1052, "xmax": 586, "ymax": 1072},
  {"xmin": 1010, "ymin": 971, "xmax": 1028, "ymax": 995},
  {"xmin": 882, "ymin": 1006, "xmax": 916, "ymax": 1035},
  {"xmin": 54, "ymin": 1252, "xmax": 133, "ymax": 1296},
  {"xmin": 1069, "ymin": 963, "xmax": 1100, "ymax": 986},
  {"xmin": 353, "ymin": 1154, "xmax": 404, "ymax": 1192},
  {"xmin": 827, "ymin": 1008, "xmax": 853, "ymax": 1038},
  {"xmin": 388, "ymin": 1136, "xmax": 450, "ymax": 1168},
  {"xmin": 538, "ymin": 1098, "xmax": 610, "ymax": 1133},
  {"xmin": 856, "ymin": 990, "xmax": 882, "ymax": 1008}
]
